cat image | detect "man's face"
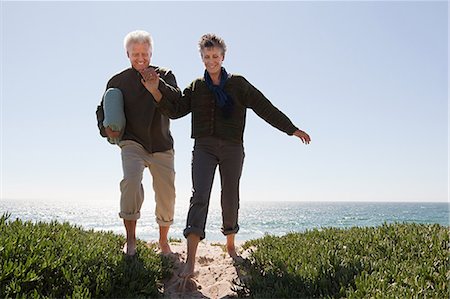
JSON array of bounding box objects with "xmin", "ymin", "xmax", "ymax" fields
[{"xmin": 127, "ymin": 42, "xmax": 151, "ymax": 71}]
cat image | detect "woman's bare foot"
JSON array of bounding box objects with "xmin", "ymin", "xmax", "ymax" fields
[
  {"xmin": 177, "ymin": 275, "xmax": 197, "ymax": 293},
  {"xmin": 226, "ymin": 234, "xmax": 239, "ymax": 258},
  {"xmin": 226, "ymin": 243, "xmax": 239, "ymax": 259},
  {"xmin": 177, "ymin": 261, "xmax": 198, "ymax": 293},
  {"xmin": 177, "ymin": 233, "xmax": 201, "ymax": 292},
  {"xmin": 179, "ymin": 259, "xmax": 196, "ymax": 278},
  {"xmin": 226, "ymin": 234, "xmax": 244, "ymax": 263}
]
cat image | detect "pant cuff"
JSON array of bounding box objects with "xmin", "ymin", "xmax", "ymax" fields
[
  {"xmin": 183, "ymin": 226, "xmax": 205, "ymax": 240},
  {"xmin": 156, "ymin": 218, "xmax": 173, "ymax": 227},
  {"xmin": 221, "ymin": 224, "xmax": 240, "ymax": 236},
  {"xmin": 119, "ymin": 211, "xmax": 140, "ymax": 220}
]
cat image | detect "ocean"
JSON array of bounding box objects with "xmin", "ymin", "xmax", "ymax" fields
[{"xmin": 1, "ymin": 199, "xmax": 448, "ymax": 242}]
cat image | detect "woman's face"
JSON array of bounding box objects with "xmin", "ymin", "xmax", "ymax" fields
[{"xmin": 201, "ymin": 46, "xmax": 224, "ymax": 77}]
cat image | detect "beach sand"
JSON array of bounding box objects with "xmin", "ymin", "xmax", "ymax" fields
[{"xmin": 161, "ymin": 241, "xmax": 250, "ymax": 298}]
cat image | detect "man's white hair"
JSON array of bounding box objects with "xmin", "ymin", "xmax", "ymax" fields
[{"xmin": 124, "ymin": 30, "xmax": 153, "ymax": 52}]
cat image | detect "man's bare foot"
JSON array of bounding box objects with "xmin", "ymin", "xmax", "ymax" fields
[
  {"xmin": 122, "ymin": 241, "xmax": 136, "ymax": 256},
  {"xmin": 159, "ymin": 240, "xmax": 172, "ymax": 254}
]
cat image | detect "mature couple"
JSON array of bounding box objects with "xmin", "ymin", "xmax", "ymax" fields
[{"xmin": 96, "ymin": 30, "xmax": 311, "ymax": 279}]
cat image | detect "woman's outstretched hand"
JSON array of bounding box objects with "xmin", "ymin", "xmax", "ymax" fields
[{"xmin": 293, "ymin": 129, "xmax": 311, "ymax": 144}]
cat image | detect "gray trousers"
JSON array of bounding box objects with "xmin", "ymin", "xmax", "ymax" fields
[{"xmin": 183, "ymin": 136, "xmax": 245, "ymax": 240}]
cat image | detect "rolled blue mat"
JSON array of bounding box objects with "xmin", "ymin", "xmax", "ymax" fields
[{"xmin": 102, "ymin": 88, "xmax": 125, "ymax": 144}]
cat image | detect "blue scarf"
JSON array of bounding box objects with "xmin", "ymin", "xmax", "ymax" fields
[{"xmin": 204, "ymin": 67, "xmax": 233, "ymax": 117}]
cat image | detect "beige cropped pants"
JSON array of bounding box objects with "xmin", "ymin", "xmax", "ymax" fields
[{"xmin": 118, "ymin": 140, "xmax": 175, "ymax": 226}]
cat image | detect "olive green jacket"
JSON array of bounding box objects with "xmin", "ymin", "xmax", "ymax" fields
[{"xmin": 156, "ymin": 74, "xmax": 298, "ymax": 144}]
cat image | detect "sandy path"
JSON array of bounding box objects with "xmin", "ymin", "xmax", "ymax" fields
[{"xmin": 162, "ymin": 241, "xmax": 249, "ymax": 298}]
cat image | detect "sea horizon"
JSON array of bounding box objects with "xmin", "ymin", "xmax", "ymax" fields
[{"xmin": 1, "ymin": 198, "xmax": 448, "ymax": 242}]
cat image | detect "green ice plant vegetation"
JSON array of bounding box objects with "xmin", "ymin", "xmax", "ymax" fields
[
  {"xmin": 2, "ymin": 213, "xmax": 449, "ymax": 298},
  {"xmin": 0, "ymin": 214, "xmax": 171, "ymax": 298},
  {"xmin": 238, "ymin": 223, "xmax": 449, "ymax": 298}
]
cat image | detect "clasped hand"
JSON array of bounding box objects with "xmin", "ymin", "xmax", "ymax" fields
[{"xmin": 139, "ymin": 67, "xmax": 160, "ymax": 93}]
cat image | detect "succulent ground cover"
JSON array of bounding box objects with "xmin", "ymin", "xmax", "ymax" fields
[
  {"xmin": 239, "ymin": 223, "xmax": 449, "ymax": 298},
  {"xmin": 1, "ymin": 214, "xmax": 448, "ymax": 298},
  {"xmin": 0, "ymin": 214, "xmax": 169, "ymax": 298}
]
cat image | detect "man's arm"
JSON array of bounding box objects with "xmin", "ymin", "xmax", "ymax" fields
[{"xmin": 96, "ymin": 103, "xmax": 108, "ymax": 137}]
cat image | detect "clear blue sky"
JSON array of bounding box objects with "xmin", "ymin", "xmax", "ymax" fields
[{"xmin": 1, "ymin": 1, "xmax": 448, "ymax": 205}]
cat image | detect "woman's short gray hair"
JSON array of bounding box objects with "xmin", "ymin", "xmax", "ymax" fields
[
  {"xmin": 124, "ymin": 30, "xmax": 153, "ymax": 52},
  {"xmin": 198, "ymin": 33, "xmax": 227, "ymax": 56}
]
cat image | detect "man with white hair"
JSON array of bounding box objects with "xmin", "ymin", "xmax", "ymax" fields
[{"xmin": 96, "ymin": 30, "xmax": 180, "ymax": 256}]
